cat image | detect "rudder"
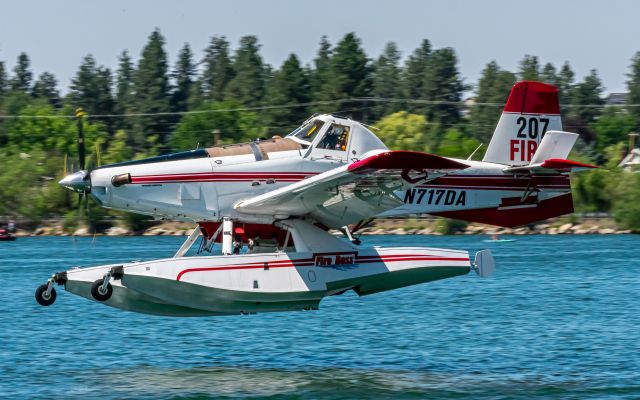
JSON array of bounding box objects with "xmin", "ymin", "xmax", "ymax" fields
[{"xmin": 483, "ymin": 81, "xmax": 562, "ymax": 166}]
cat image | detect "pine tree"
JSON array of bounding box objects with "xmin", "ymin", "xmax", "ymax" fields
[
  {"xmin": 567, "ymin": 69, "xmax": 604, "ymax": 142},
  {"xmin": 134, "ymin": 29, "xmax": 171, "ymax": 151},
  {"xmin": 115, "ymin": 50, "xmax": 135, "ymax": 115},
  {"xmin": 518, "ymin": 55, "xmax": 540, "ymax": 81},
  {"xmin": 225, "ymin": 36, "xmax": 266, "ymax": 107},
  {"xmin": 32, "ymin": 72, "xmax": 61, "ymax": 108},
  {"xmin": 403, "ymin": 39, "xmax": 432, "ymax": 114},
  {"xmin": 310, "ymin": 36, "xmax": 332, "ymax": 104},
  {"xmin": 263, "ymin": 54, "xmax": 310, "ymax": 132},
  {"xmin": 325, "ymin": 32, "xmax": 371, "ymax": 120},
  {"xmin": 626, "ymin": 51, "xmax": 640, "ymax": 128},
  {"xmin": 541, "ymin": 62, "xmax": 558, "ymax": 85},
  {"xmin": 171, "ymin": 43, "xmax": 196, "ymax": 113},
  {"xmin": 469, "ymin": 61, "xmax": 516, "ymax": 143},
  {"xmin": 557, "ymin": 62, "xmax": 575, "ymax": 103},
  {"xmin": 421, "ymin": 47, "xmax": 465, "ymax": 125},
  {"xmin": 371, "ymin": 42, "xmax": 402, "ymax": 120},
  {"xmin": 11, "ymin": 53, "xmax": 33, "ymax": 93},
  {"xmin": 201, "ymin": 36, "xmax": 234, "ymax": 102},
  {"xmin": 68, "ymin": 55, "xmax": 115, "ymax": 118},
  {"xmin": 0, "ymin": 61, "xmax": 7, "ymax": 98}
]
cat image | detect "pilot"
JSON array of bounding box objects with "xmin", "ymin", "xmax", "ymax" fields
[{"xmin": 232, "ymin": 235, "xmax": 243, "ymax": 255}]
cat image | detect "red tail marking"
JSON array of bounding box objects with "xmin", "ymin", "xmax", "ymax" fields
[{"xmin": 503, "ymin": 81, "xmax": 560, "ymax": 115}]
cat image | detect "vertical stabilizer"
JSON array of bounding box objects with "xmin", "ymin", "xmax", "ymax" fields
[{"xmin": 483, "ymin": 81, "xmax": 562, "ymax": 166}]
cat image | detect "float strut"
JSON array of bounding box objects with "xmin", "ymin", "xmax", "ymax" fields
[{"xmin": 44, "ymin": 276, "xmax": 55, "ymax": 298}]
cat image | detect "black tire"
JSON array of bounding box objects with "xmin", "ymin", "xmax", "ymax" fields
[
  {"xmin": 35, "ymin": 284, "xmax": 56, "ymax": 306},
  {"xmin": 90, "ymin": 279, "xmax": 113, "ymax": 302}
]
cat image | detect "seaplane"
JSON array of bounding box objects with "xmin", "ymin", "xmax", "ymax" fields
[{"xmin": 35, "ymin": 81, "xmax": 595, "ymax": 316}]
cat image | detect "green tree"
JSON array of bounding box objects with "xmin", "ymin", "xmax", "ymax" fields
[
  {"xmin": 115, "ymin": 50, "xmax": 136, "ymax": 118},
  {"xmin": 201, "ymin": 36, "xmax": 234, "ymax": 102},
  {"xmin": 0, "ymin": 61, "xmax": 7, "ymax": 98},
  {"xmin": 133, "ymin": 29, "xmax": 171, "ymax": 151},
  {"xmin": 325, "ymin": 32, "xmax": 371, "ymax": 120},
  {"xmin": 263, "ymin": 54, "xmax": 310, "ymax": 132},
  {"xmin": 540, "ymin": 62, "xmax": 558, "ymax": 85},
  {"xmin": 170, "ymin": 100, "xmax": 260, "ymax": 150},
  {"xmin": 5, "ymin": 103, "xmax": 107, "ymax": 156},
  {"xmin": 626, "ymin": 51, "xmax": 640, "ymax": 128},
  {"xmin": 225, "ymin": 36, "xmax": 266, "ymax": 107},
  {"xmin": 10, "ymin": 53, "xmax": 33, "ymax": 93},
  {"xmin": 591, "ymin": 107, "xmax": 636, "ymax": 154},
  {"xmin": 171, "ymin": 43, "xmax": 196, "ymax": 113},
  {"xmin": 32, "ymin": 72, "xmax": 61, "ymax": 108},
  {"xmin": 421, "ymin": 47, "xmax": 465, "ymax": 125},
  {"xmin": 310, "ymin": 35, "xmax": 333, "ymax": 106},
  {"xmin": 402, "ymin": 39, "xmax": 431, "ymax": 113},
  {"xmin": 373, "ymin": 111, "xmax": 432, "ymax": 152},
  {"xmin": 102, "ymin": 129, "xmax": 133, "ymax": 164},
  {"xmin": 557, "ymin": 62, "xmax": 575, "ymax": 108},
  {"xmin": 370, "ymin": 42, "xmax": 402, "ymax": 120},
  {"xmin": 468, "ymin": 60, "xmax": 516, "ymax": 143},
  {"xmin": 566, "ymin": 69, "xmax": 604, "ymax": 142},
  {"xmin": 612, "ymin": 172, "xmax": 640, "ymax": 231},
  {"xmin": 68, "ymin": 55, "xmax": 115, "ymax": 116},
  {"xmin": 518, "ymin": 54, "xmax": 540, "ymax": 81},
  {"xmin": 436, "ymin": 128, "xmax": 481, "ymax": 158}
]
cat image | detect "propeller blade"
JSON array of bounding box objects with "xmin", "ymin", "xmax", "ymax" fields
[{"xmin": 75, "ymin": 108, "xmax": 86, "ymax": 171}]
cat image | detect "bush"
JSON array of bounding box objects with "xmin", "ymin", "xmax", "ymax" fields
[{"xmin": 435, "ymin": 218, "xmax": 468, "ymax": 234}]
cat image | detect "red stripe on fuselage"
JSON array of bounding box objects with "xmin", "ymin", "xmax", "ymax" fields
[
  {"xmin": 175, "ymin": 254, "xmax": 469, "ymax": 281},
  {"xmin": 128, "ymin": 172, "xmax": 570, "ymax": 190},
  {"xmin": 130, "ymin": 172, "xmax": 317, "ymax": 184}
]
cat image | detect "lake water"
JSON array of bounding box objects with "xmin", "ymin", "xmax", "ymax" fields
[{"xmin": 1, "ymin": 235, "xmax": 639, "ymax": 399}]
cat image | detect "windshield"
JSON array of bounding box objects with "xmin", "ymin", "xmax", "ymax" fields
[{"xmin": 287, "ymin": 119, "xmax": 325, "ymax": 144}]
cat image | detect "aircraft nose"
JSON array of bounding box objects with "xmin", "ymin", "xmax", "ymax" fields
[{"xmin": 59, "ymin": 170, "xmax": 91, "ymax": 193}]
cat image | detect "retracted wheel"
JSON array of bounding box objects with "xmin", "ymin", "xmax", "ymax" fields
[
  {"xmin": 90, "ymin": 278, "xmax": 113, "ymax": 302},
  {"xmin": 35, "ymin": 283, "xmax": 57, "ymax": 306}
]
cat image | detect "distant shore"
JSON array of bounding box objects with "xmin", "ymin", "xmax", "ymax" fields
[{"xmin": 8, "ymin": 216, "xmax": 634, "ymax": 237}]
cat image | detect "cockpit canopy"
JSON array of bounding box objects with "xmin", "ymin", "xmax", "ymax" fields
[{"xmin": 287, "ymin": 115, "xmax": 387, "ymax": 161}]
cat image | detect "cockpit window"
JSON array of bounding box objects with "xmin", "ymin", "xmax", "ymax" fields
[
  {"xmin": 316, "ymin": 124, "xmax": 350, "ymax": 151},
  {"xmin": 288, "ymin": 119, "xmax": 325, "ymax": 144}
]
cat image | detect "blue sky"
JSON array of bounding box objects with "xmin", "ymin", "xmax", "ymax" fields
[{"xmin": 1, "ymin": 0, "xmax": 638, "ymax": 94}]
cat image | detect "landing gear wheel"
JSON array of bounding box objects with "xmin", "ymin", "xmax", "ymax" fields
[
  {"xmin": 35, "ymin": 284, "xmax": 56, "ymax": 306},
  {"xmin": 90, "ymin": 279, "xmax": 113, "ymax": 302}
]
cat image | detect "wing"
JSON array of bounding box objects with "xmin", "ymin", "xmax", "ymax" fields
[{"xmin": 234, "ymin": 150, "xmax": 469, "ymax": 228}]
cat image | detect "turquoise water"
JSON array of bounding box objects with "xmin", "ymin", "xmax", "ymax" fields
[{"xmin": 1, "ymin": 235, "xmax": 639, "ymax": 399}]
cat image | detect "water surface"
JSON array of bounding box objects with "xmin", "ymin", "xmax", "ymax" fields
[{"xmin": 1, "ymin": 235, "xmax": 638, "ymax": 399}]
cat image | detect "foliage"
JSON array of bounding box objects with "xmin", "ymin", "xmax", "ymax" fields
[
  {"xmin": 612, "ymin": 172, "xmax": 640, "ymax": 231},
  {"xmin": 436, "ymin": 128, "xmax": 481, "ymax": 159},
  {"xmin": 435, "ymin": 218, "xmax": 468, "ymax": 234},
  {"xmin": 469, "ymin": 60, "xmax": 516, "ymax": 143},
  {"xmin": 201, "ymin": 36, "xmax": 234, "ymax": 103},
  {"xmin": 225, "ymin": 36, "xmax": 266, "ymax": 107},
  {"xmin": 170, "ymin": 100, "xmax": 260, "ymax": 150},
  {"xmin": 262, "ymin": 54, "xmax": 310, "ymax": 132},
  {"xmin": 370, "ymin": 42, "xmax": 402, "ymax": 120},
  {"xmin": 373, "ymin": 112, "xmax": 432, "ymax": 152}
]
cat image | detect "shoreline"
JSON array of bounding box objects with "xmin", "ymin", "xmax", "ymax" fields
[{"xmin": 9, "ymin": 217, "xmax": 634, "ymax": 237}]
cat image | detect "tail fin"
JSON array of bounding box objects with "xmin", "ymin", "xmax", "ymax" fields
[{"xmin": 483, "ymin": 81, "xmax": 562, "ymax": 166}]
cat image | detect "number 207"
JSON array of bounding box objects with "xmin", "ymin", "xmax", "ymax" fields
[{"xmin": 517, "ymin": 117, "xmax": 549, "ymax": 140}]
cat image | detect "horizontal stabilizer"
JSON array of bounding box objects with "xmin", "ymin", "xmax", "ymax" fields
[
  {"xmin": 504, "ymin": 158, "xmax": 598, "ymax": 174},
  {"xmin": 530, "ymin": 131, "xmax": 578, "ymax": 164}
]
